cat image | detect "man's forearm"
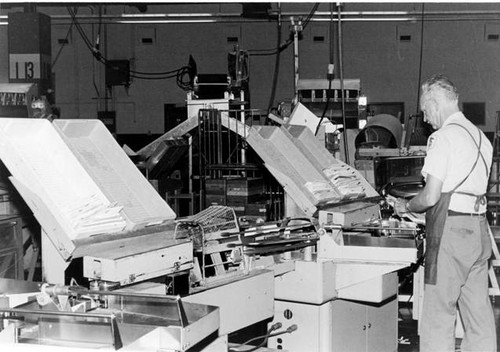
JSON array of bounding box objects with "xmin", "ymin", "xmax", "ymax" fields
[{"xmin": 407, "ymin": 191, "xmax": 438, "ymax": 214}]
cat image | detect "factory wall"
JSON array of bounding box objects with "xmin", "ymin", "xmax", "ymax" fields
[
  {"xmin": 1, "ymin": 3, "xmax": 500, "ymax": 136},
  {"xmin": 0, "ymin": 22, "xmax": 7, "ymax": 83}
]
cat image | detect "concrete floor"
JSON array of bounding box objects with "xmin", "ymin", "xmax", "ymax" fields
[{"xmin": 397, "ymin": 297, "xmax": 500, "ymax": 352}]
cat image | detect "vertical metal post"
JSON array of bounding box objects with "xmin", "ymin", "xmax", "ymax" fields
[
  {"xmin": 198, "ymin": 110, "xmax": 205, "ymax": 209},
  {"xmin": 217, "ymin": 110, "xmax": 223, "ymax": 175},
  {"xmin": 210, "ymin": 109, "xmax": 213, "ymax": 177},
  {"xmin": 226, "ymin": 111, "xmax": 233, "ymax": 164},
  {"xmin": 207, "ymin": 109, "xmax": 211, "ymax": 176},
  {"xmin": 240, "ymin": 91, "xmax": 246, "ymax": 171},
  {"xmin": 337, "ymin": 3, "xmax": 349, "ymax": 165},
  {"xmin": 188, "ymin": 135, "xmax": 193, "ymax": 194},
  {"xmin": 291, "ymin": 17, "xmax": 302, "ymax": 103}
]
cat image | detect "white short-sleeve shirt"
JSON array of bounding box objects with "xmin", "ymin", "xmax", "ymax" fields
[{"xmin": 421, "ymin": 112, "xmax": 492, "ymax": 213}]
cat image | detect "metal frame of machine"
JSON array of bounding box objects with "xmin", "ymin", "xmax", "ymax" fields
[
  {"xmin": 0, "ymin": 281, "xmax": 221, "ymax": 351},
  {"xmin": 0, "ymin": 107, "xmax": 421, "ymax": 352}
]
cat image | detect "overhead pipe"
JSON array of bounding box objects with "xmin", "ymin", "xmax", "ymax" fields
[{"xmin": 2, "ymin": 9, "xmax": 500, "ymax": 25}]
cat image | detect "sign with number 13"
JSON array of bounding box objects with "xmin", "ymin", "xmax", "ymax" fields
[{"xmin": 9, "ymin": 54, "xmax": 50, "ymax": 80}]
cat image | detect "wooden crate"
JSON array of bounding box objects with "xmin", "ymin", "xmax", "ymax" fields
[
  {"xmin": 205, "ymin": 179, "xmax": 227, "ymax": 195},
  {"xmin": 205, "ymin": 194, "xmax": 226, "ymax": 206},
  {"xmin": 206, "ymin": 177, "xmax": 266, "ymax": 207},
  {"xmin": 226, "ymin": 178, "xmax": 265, "ymax": 197},
  {"xmin": 230, "ymin": 201, "xmax": 272, "ymax": 219},
  {"xmin": 245, "ymin": 202, "xmax": 269, "ymax": 217}
]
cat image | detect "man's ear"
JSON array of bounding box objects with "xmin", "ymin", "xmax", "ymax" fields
[{"xmin": 428, "ymin": 99, "xmax": 439, "ymax": 116}]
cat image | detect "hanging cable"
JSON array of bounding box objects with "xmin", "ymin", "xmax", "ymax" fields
[
  {"xmin": 248, "ymin": 3, "xmax": 319, "ymax": 57},
  {"xmin": 66, "ymin": 6, "xmax": 194, "ymax": 89},
  {"xmin": 228, "ymin": 324, "xmax": 298, "ymax": 352},
  {"xmin": 415, "ymin": 3, "xmax": 426, "ymax": 114},
  {"xmin": 96, "ymin": 4, "xmax": 102, "ymax": 53},
  {"xmin": 266, "ymin": 3, "xmax": 282, "ymax": 113},
  {"xmin": 240, "ymin": 322, "xmax": 282, "ymax": 347},
  {"xmin": 337, "ymin": 3, "xmax": 350, "ymax": 165},
  {"xmin": 92, "ymin": 5, "xmax": 102, "ymax": 102},
  {"xmin": 67, "ymin": 7, "xmax": 93, "ymax": 49},
  {"xmin": 302, "ymin": 3, "xmax": 320, "ymax": 28},
  {"xmin": 51, "ymin": 21, "xmax": 74, "ymax": 67},
  {"xmin": 315, "ymin": 2, "xmax": 335, "ymax": 136}
]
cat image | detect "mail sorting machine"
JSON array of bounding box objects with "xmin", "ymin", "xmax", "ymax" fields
[
  {"xmin": 207, "ymin": 106, "xmax": 421, "ymax": 352},
  {"xmin": 0, "ymin": 117, "xmax": 278, "ymax": 351},
  {"xmin": 0, "ymin": 117, "xmax": 420, "ymax": 351},
  {"xmin": 127, "ymin": 102, "xmax": 420, "ymax": 352}
]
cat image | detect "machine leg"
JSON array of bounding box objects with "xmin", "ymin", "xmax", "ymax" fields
[{"xmin": 41, "ymin": 230, "xmax": 68, "ymax": 284}]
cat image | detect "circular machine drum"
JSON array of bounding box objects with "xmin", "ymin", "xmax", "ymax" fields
[
  {"xmin": 355, "ymin": 114, "xmax": 403, "ymax": 149},
  {"xmin": 385, "ymin": 181, "xmax": 424, "ymax": 199}
]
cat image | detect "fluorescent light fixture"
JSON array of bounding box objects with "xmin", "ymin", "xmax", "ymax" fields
[
  {"xmin": 121, "ymin": 14, "xmax": 168, "ymax": 18},
  {"xmin": 120, "ymin": 13, "xmax": 216, "ymax": 18},
  {"xmin": 312, "ymin": 17, "xmax": 417, "ymax": 22},
  {"xmin": 117, "ymin": 19, "xmax": 217, "ymax": 24}
]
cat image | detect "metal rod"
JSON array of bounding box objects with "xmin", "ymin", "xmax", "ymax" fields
[
  {"xmin": 210, "ymin": 110, "xmax": 219, "ymax": 176},
  {"xmin": 240, "ymin": 91, "xmax": 246, "ymax": 167},
  {"xmin": 0, "ymin": 307, "xmax": 115, "ymax": 319},
  {"xmin": 6, "ymin": 10, "xmax": 500, "ymax": 19},
  {"xmin": 203, "ymin": 260, "xmax": 232, "ymax": 268},
  {"xmin": 69, "ymin": 286, "xmax": 181, "ymax": 300},
  {"xmin": 416, "ymin": 3, "xmax": 426, "ymax": 114},
  {"xmin": 198, "ymin": 110, "xmax": 204, "ymax": 209},
  {"xmin": 2, "ymin": 9, "xmax": 499, "ymax": 25},
  {"xmin": 209, "ymin": 110, "xmax": 213, "ymax": 174},
  {"xmin": 337, "ymin": 4, "xmax": 349, "ymax": 166},
  {"xmin": 188, "ymin": 135, "xmax": 193, "ymax": 194},
  {"xmin": 217, "ymin": 110, "xmax": 222, "ymax": 167},
  {"xmin": 226, "ymin": 110, "xmax": 231, "ymax": 165},
  {"xmin": 292, "ymin": 17, "xmax": 300, "ymax": 102}
]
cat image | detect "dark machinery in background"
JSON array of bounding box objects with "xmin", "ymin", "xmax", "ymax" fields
[
  {"xmin": 197, "ymin": 108, "xmax": 284, "ymax": 222},
  {"xmin": 0, "ymin": 83, "xmax": 38, "ymax": 118},
  {"xmin": 191, "ymin": 49, "xmax": 284, "ymax": 222},
  {"xmin": 1, "ymin": 12, "xmax": 55, "ymax": 119},
  {"xmin": 355, "ymin": 114, "xmax": 402, "ymax": 150},
  {"xmin": 135, "ymin": 48, "xmax": 283, "ymax": 222},
  {"xmin": 297, "ymin": 78, "xmax": 362, "ymax": 130},
  {"xmin": 354, "ymin": 114, "xmax": 427, "ymax": 199}
]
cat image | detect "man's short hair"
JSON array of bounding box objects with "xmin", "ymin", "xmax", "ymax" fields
[{"xmin": 421, "ymin": 73, "xmax": 459, "ymax": 103}]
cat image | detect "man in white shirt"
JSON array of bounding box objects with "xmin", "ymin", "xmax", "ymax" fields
[{"xmin": 395, "ymin": 74, "xmax": 496, "ymax": 352}]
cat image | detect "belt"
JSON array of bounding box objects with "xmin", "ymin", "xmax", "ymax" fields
[{"xmin": 447, "ymin": 209, "xmax": 486, "ymax": 217}]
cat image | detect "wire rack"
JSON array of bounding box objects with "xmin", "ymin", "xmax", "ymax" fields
[
  {"xmin": 174, "ymin": 205, "xmax": 239, "ymax": 249},
  {"xmin": 174, "ymin": 205, "xmax": 241, "ymax": 283}
]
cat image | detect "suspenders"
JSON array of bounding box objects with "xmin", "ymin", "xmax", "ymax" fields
[{"xmin": 448, "ymin": 123, "xmax": 488, "ymax": 211}]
